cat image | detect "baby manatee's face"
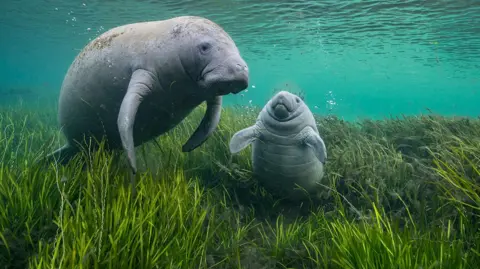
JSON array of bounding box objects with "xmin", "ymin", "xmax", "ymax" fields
[{"xmin": 266, "ymin": 91, "xmax": 304, "ymax": 121}]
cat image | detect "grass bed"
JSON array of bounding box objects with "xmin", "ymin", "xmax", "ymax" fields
[{"xmin": 0, "ymin": 100, "xmax": 479, "ymax": 268}]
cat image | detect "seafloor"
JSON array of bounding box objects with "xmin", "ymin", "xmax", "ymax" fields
[{"xmin": 0, "ymin": 97, "xmax": 479, "ymax": 269}]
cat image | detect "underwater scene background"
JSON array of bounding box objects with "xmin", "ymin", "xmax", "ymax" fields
[
  {"xmin": 2, "ymin": 0, "xmax": 480, "ymax": 119},
  {"xmin": 1, "ymin": 0, "xmax": 480, "ymax": 268}
]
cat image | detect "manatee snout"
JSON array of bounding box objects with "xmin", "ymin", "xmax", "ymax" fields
[
  {"xmin": 230, "ymin": 62, "xmax": 249, "ymax": 93},
  {"xmin": 204, "ymin": 55, "xmax": 249, "ymax": 95},
  {"xmin": 270, "ymin": 91, "xmax": 301, "ymax": 119}
]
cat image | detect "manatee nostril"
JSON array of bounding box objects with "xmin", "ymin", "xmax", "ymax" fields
[{"xmin": 235, "ymin": 63, "xmax": 247, "ymax": 71}]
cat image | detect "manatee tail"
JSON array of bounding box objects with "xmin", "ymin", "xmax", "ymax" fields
[{"xmin": 38, "ymin": 143, "xmax": 79, "ymax": 166}]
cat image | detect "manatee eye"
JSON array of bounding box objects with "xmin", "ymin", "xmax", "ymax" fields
[
  {"xmin": 295, "ymin": 97, "xmax": 301, "ymax": 103},
  {"xmin": 198, "ymin": 42, "xmax": 212, "ymax": 54}
]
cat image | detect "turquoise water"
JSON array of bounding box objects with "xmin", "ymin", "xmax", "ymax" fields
[{"xmin": 1, "ymin": 0, "xmax": 479, "ymax": 120}]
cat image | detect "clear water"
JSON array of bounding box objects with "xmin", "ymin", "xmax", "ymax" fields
[{"xmin": 1, "ymin": 0, "xmax": 479, "ymax": 120}]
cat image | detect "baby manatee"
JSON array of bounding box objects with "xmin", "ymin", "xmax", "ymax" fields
[{"xmin": 229, "ymin": 91, "xmax": 327, "ymax": 201}]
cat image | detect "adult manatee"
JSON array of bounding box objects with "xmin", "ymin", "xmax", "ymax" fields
[
  {"xmin": 229, "ymin": 91, "xmax": 327, "ymax": 200},
  {"xmin": 45, "ymin": 16, "xmax": 249, "ymax": 180}
]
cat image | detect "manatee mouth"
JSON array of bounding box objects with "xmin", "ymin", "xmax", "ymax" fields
[
  {"xmin": 273, "ymin": 104, "xmax": 290, "ymax": 119},
  {"xmin": 198, "ymin": 60, "xmax": 249, "ymax": 96},
  {"xmin": 198, "ymin": 67, "xmax": 214, "ymax": 84},
  {"xmin": 267, "ymin": 91, "xmax": 303, "ymax": 121},
  {"xmin": 217, "ymin": 78, "xmax": 248, "ymax": 95},
  {"xmin": 271, "ymin": 97, "xmax": 295, "ymax": 113}
]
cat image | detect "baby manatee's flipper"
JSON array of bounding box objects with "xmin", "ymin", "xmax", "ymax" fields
[
  {"xmin": 301, "ymin": 127, "xmax": 327, "ymax": 164},
  {"xmin": 182, "ymin": 95, "xmax": 222, "ymax": 152},
  {"xmin": 40, "ymin": 143, "xmax": 79, "ymax": 166},
  {"xmin": 229, "ymin": 124, "xmax": 260, "ymax": 154},
  {"xmin": 117, "ymin": 68, "xmax": 157, "ymax": 197}
]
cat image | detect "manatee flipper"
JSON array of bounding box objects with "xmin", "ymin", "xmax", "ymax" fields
[
  {"xmin": 302, "ymin": 127, "xmax": 327, "ymax": 164},
  {"xmin": 42, "ymin": 143, "xmax": 79, "ymax": 165},
  {"xmin": 117, "ymin": 69, "xmax": 156, "ymax": 175},
  {"xmin": 182, "ymin": 95, "xmax": 222, "ymax": 152},
  {"xmin": 229, "ymin": 124, "xmax": 259, "ymax": 154}
]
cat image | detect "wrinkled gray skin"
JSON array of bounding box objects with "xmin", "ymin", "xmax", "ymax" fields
[
  {"xmin": 229, "ymin": 91, "xmax": 327, "ymax": 200},
  {"xmin": 45, "ymin": 16, "xmax": 249, "ymax": 178}
]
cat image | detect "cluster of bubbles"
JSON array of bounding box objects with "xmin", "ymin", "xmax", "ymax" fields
[
  {"xmin": 325, "ymin": 90, "xmax": 338, "ymax": 112},
  {"xmin": 237, "ymin": 85, "xmax": 258, "ymax": 118},
  {"xmin": 236, "ymin": 81, "xmax": 342, "ymax": 120},
  {"xmin": 54, "ymin": 3, "xmax": 104, "ymax": 41},
  {"xmin": 324, "ymin": 90, "xmax": 341, "ymax": 121}
]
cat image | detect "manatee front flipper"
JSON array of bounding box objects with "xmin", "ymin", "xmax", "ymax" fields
[
  {"xmin": 302, "ymin": 127, "xmax": 327, "ymax": 164},
  {"xmin": 182, "ymin": 96, "xmax": 222, "ymax": 152},
  {"xmin": 117, "ymin": 69, "xmax": 156, "ymax": 195},
  {"xmin": 229, "ymin": 124, "xmax": 260, "ymax": 154}
]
